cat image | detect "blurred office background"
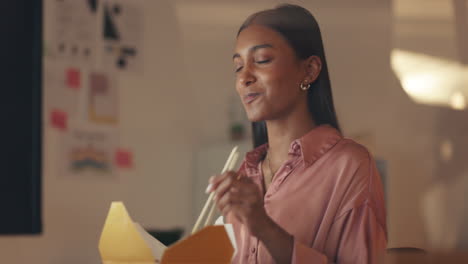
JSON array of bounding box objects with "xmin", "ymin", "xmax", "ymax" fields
[{"xmin": 1, "ymin": 0, "xmax": 468, "ymax": 263}]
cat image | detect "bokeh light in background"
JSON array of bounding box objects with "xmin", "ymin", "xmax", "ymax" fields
[{"xmin": 392, "ymin": 49, "xmax": 468, "ymax": 110}]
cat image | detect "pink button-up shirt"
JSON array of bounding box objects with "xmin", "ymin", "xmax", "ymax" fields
[{"xmin": 227, "ymin": 125, "xmax": 387, "ymax": 263}]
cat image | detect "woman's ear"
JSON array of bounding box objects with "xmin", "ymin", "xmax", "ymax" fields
[{"xmin": 303, "ymin": 55, "xmax": 322, "ymax": 84}]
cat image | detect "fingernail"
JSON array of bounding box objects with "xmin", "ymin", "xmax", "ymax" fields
[{"xmin": 205, "ymin": 183, "xmax": 212, "ymax": 194}]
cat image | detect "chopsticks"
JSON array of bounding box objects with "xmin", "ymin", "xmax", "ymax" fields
[
  {"xmin": 204, "ymin": 151, "xmax": 239, "ymax": 228},
  {"xmin": 191, "ymin": 146, "xmax": 239, "ymax": 234}
]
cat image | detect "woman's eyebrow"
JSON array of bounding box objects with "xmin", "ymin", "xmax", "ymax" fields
[{"xmin": 232, "ymin": 44, "xmax": 274, "ymax": 60}]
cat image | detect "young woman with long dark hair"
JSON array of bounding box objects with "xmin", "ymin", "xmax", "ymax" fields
[{"xmin": 207, "ymin": 4, "xmax": 387, "ymax": 263}]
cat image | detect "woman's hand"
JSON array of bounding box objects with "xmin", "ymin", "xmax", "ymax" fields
[
  {"xmin": 207, "ymin": 171, "xmax": 294, "ymax": 263},
  {"xmin": 207, "ymin": 171, "xmax": 268, "ymax": 237}
]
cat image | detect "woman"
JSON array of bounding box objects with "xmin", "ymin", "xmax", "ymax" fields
[{"xmin": 207, "ymin": 4, "xmax": 387, "ymax": 263}]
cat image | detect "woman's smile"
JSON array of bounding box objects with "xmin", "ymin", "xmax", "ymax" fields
[{"xmin": 243, "ymin": 92, "xmax": 262, "ymax": 104}]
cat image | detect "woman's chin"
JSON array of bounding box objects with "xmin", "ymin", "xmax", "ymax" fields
[{"xmin": 246, "ymin": 112, "xmax": 266, "ymax": 123}]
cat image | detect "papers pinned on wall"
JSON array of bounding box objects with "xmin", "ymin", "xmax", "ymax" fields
[
  {"xmin": 46, "ymin": 0, "xmax": 146, "ymax": 72},
  {"xmin": 88, "ymin": 71, "xmax": 119, "ymax": 125},
  {"xmin": 48, "ymin": 0, "xmax": 99, "ymax": 67},
  {"xmin": 101, "ymin": 0, "xmax": 144, "ymax": 72},
  {"xmin": 60, "ymin": 123, "xmax": 118, "ymax": 178},
  {"xmin": 43, "ymin": 0, "xmax": 144, "ymax": 177}
]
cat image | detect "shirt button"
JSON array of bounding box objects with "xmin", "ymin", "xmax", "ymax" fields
[
  {"xmin": 251, "ymin": 247, "xmax": 256, "ymax": 254},
  {"xmin": 293, "ymin": 143, "xmax": 300, "ymax": 150}
]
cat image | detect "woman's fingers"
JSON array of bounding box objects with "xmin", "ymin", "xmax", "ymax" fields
[
  {"xmin": 220, "ymin": 203, "xmax": 231, "ymax": 217},
  {"xmin": 216, "ymin": 180, "xmax": 259, "ymax": 216},
  {"xmin": 217, "ymin": 187, "xmax": 242, "ymax": 209},
  {"xmin": 213, "ymin": 173, "xmax": 238, "ymax": 201},
  {"xmin": 206, "ymin": 171, "xmax": 236, "ymax": 193},
  {"xmin": 208, "ymin": 173, "xmax": 268, "ymax": 236},
  {"xmin": 207, "ymin": 171, "xmax": 265, "ymax": 224}
]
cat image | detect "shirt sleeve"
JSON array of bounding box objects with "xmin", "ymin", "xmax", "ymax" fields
[
  {"xmin": 292, "ymin": 151, "xmax": 387, "ymax": 264},
  {"xmin": 291, "ymin": 203, "xmax": 387, "ymax": 264}
]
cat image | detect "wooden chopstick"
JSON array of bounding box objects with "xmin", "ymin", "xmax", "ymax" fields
[
  {"xmin": 203, "ymin": 151, "xmax": 239, "ymax": 227},
  {"xmin": 191, "ymin": 146, "xmax": 238, "ymax": 234}
]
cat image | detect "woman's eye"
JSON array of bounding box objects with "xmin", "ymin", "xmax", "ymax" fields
[
  {"xmin": 256, "ymin": 59, "xmax": 271, "ymax": 64},
  {"xmin": 235, "ymin": 66, "xmax": 243, "ymax": 73}
]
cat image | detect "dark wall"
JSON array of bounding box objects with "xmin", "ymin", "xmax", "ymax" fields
[{"xmin": 0, "ymin": 0, "xmax": 42, "ymax": 234}]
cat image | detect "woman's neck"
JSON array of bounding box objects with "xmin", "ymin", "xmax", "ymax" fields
[{"xmin": 265, "ymin": 108, "xmax": 316, "ymax": 165}]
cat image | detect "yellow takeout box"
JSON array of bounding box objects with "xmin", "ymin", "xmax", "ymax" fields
[{"xmin": 98, "ymin": 201, "xmax": 235, "ymax": 264}]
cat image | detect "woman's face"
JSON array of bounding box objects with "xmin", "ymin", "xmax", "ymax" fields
[{"xmin": 233, "ymin": 24, "xmax": 308, "ymax": 122}]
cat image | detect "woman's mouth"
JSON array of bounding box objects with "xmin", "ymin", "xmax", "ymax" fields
[{"xmin": 244, "ymin": 92, "xmax": 261, "ymax": 104}]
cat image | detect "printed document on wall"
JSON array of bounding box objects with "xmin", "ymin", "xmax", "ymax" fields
[
  {"xmin": 48, "ymin": 0, "xmax": 99, "ymax": 66},
  {"xmin": 101, "ymin": 0, "xmax": 144, "ymax": 72},
  {"xmin": 88, "ymin": 71, "xmax": 119, "ymax": 125},
  {"xmin": 60, "ymin": 123, "xmax": 118, "ymax": 178}
]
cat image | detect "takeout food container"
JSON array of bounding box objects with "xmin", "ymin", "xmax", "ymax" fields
[{"xmin": 98, "ymin": 201, "xmax": 235, "ymax": 264}]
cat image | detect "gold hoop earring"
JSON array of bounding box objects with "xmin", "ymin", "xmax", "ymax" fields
[{"xmin": 300, "ymin": 81, "xmax": 311, "ymax": 91}]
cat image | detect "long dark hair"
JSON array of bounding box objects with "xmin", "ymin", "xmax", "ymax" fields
[{"xmin": 237, "ymin": 4, "xmax": 341, "ymax": 148}]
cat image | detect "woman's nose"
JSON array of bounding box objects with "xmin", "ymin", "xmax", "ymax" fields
[{"xmin": 238, "ymin": 66, "xmax": 256, "ymax": 87}]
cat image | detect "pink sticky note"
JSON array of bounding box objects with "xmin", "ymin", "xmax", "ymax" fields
[
  {"xmin": 115, "ymin": 149, "xmax": 133, "ymax": 169},
  {"xmin": 50, "ymin": 109, "xmax": 67, "ymax": 130},
  {"xmin": 66, "ymin": 68, "xmax": 81, "ymax": 89}
]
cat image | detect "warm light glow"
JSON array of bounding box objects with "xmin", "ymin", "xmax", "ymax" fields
[
  {"xmin": 400, "ymin": 73, "xmax": 447, "ymax": 104},
  {"xmin": 391, "ymin": 49, "xmax": 468, "ymax": 109},
  {"xmin": 450, "ymin": 92, "xmax": 466, "ymax": 110}
]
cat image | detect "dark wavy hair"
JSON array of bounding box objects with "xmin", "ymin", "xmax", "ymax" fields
[{"xmin": 237, "ymin": 4, "xmax": 341, "ymax": 148}]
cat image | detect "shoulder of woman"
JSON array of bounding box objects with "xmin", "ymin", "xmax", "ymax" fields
[
  {"xmin": 331, "ymin": 139, "xmax": 385, "ymax": 217},
  {"xmin": 329, "ymin": 138, "xmax": 384, "ymax": 197},
  {"xmin": 331, "ymin": 137, "xmax": 373, "ymax": 165}
]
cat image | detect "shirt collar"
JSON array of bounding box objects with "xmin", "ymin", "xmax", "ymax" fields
[
  {"xmin": 298, "ymin": 124, "xmax": 342, "ymax": 166},
  {"xmin": 244, "ymin": 124, "xmax": 342, "ymax": 170}
]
